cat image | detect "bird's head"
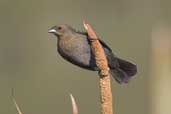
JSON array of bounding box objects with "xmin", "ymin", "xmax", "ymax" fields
[{"xmin": 48, "ymin": 24, "xmax": 75, "ymax": 37}]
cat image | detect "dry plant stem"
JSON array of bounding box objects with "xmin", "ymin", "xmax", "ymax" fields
[
  {"xmin": 13, "ymin": 98, "xmax": 23, "ymax": 114},
  {"xmin": 83, "ymin": 21, "xmax": 113, "ymax": 114},
  {"xmin": 12, "ymin": 90, "xmax": 23, "ymax": 114},
  {"xmin": 70, "ymin": 94, "xmax": 78, "ymax": 114}
]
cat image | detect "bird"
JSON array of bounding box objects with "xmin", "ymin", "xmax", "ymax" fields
[{"xmin": 48, "ymin": 24, "xmax": 137, "ymax": 84}]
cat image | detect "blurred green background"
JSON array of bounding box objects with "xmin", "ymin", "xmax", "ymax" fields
[{"xmin": 0, "ymin": 0, "xmax": 170, "ymax": 114}]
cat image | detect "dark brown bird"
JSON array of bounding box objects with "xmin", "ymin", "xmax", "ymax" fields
[{"xmin": 48, "ymin": 24, "xmax": 137, "ymax": 84}]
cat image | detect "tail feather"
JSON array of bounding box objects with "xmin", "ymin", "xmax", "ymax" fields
[
  {"xmin": 110, "ymin": 69, "xmax": 130, "ymax": 84},
  {"xmin": 117, "ymin": 58, "xmax": 137, "ymax": 76},
  {"xmin": 110, "ymin": 58, "xmax": 137, "ymax": 84}
]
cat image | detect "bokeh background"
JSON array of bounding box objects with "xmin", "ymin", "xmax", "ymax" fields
[{"xmin": 0, "ymin": 0, "xmax": 170, "ymax": 114}]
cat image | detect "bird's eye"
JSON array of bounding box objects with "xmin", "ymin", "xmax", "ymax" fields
[{"xmin": 57, "ymin": 26, "xmax": 62, "ymax": 30}]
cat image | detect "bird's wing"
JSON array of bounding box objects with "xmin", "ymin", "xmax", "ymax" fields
[
  {"xmin": 77, "ymin": 31, "xmax": 112, "ymax": 52},
  {"xmin": 98, "ymin": 38, "xmax": 112, "ymax": 52}
]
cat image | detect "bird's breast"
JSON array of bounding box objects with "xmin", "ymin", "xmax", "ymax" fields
[{"xmin": 57, "ymin": 37, "xmax": 95, "ymax": 68}]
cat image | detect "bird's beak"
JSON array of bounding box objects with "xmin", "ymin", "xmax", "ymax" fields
[{"xmin": 48, "ymin": 29, "xmax": 57, "ymax": 33}]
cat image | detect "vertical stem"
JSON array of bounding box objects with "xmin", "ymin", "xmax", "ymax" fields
[
  {"xmin": 83, "ymin": 21, "xmax": 113, "ymax": 114},
  {"xmin": 151, "ymin": 24, "xmax": 171, "ymax": 114},
  {"xmin": 100, "ymin": 76, "xmax": 113, "ymax": 114}
]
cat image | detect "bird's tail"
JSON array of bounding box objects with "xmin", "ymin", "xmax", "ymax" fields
[
  {"xmin": 110, "ymin": 68, "xmax": 130, "ymax": 83},
  {"xmin": 110, "ymin": 58, "xmax": 137, "ymax": 84}
]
